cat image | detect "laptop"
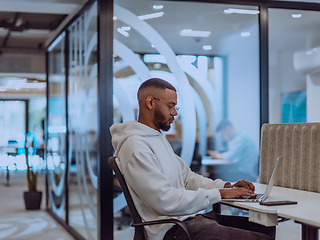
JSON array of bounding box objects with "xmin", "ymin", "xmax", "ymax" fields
[{"xmin": 221, "ymin": 156, "xmax": 284, "ymax": 203}]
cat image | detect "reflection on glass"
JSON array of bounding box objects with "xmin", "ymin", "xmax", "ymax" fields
[
  {"xmin": 269, "ymin": 9, "xmax": 320, "ymax": 123},
  {"xmin": 47, "ymin": 32, "xmax": 67, "ymax": 221},
  {"xmin": 113, "ymin": 1, "xmax": 260, "ymax": 211},
  {"xmin": 29, "ymin": 97, "xmax": 46, "ymax": 160},
  {"xmin": 207, "ymin": 119, "xmax": 258, "ymax": 182},
  {"xmin": 68, "ymin": 2, "xmax": 98, "ymax": 239}
]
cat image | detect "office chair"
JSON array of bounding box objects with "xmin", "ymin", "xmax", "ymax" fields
[{"xmin": 108, "ymin": 157, "xmax": 192, "ymax": 240}]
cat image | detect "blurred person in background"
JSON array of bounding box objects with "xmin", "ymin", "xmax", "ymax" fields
[{"xmin": 207, "ymin": 119, "xmax": 258, "ymax": 182}]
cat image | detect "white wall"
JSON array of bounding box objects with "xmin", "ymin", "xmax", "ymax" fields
[
  {"xmin": 269, "ymin": 48, "xmax": 306, "ymax": 124},
  {"xmin": 269, "ymin": 50, "xmax": 282, "ymax": 124},
  {"xmin": 216, "ymin": 24, "xmax": 260, "ymax": 150}
]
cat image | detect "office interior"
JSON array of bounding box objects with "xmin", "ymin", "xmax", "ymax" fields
[{"xmin": 0, "ymin": 0, "xmax": 320, "ymax": 239}]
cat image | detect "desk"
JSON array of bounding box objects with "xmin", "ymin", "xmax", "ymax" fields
[
  {"xmin": 200, "ymin": 157, "xmax": 230, "ymax": 178},
  {"xmin": 201, "ymin": 156, "xmax": 230, "ymax": 166},
  {"xmin": 221, "ymin": 183, "xmax": 320, "ymax": 240}
]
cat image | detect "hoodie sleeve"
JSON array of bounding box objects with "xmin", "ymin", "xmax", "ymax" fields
[
  {"xmin": 175, "ymin": 155, "xmax": 226, "ymax": 191},
  {"xmin": 124, "ymin": 151, "xmax": 222, "ymax": 216}
]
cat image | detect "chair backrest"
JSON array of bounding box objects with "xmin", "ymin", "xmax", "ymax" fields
[
  {"xmin": 108, "ymin": 157, "xmax": 147, "ymax": 239},
  {"xmin": 259, "ymin": 123, "xmax": 320, "ymax": 193}
]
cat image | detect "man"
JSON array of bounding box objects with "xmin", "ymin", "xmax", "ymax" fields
[
  {"xmin": 110, "ymin": 78, "xmax": 275, "ymax": 240},
  {"xmin": 207, "ymin": 119, "xmax": 259, "ymax": 182}
]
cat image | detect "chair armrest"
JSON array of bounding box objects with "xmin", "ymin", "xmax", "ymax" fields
[{"xmin": 131, "ymin": 218, "xmax": 192, "ymax": 240}]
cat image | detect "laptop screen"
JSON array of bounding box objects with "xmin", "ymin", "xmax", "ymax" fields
[{"xmin": 260, "ymin": 156, "xmax": 283, "ymax": 202}]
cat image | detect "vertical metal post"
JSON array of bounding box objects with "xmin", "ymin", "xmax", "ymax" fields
[
  {"xmin": 259, "ymin": 4, "xmax": 269, "ymax": 128},
  {"xmin": 45, "ymin": 51, "xmax": 49, "ymax": 209},
  {"xmin": 64, "ymin": 30, "xmax": 70, "ymax": 226},
  {"xmin": 97, "ymin": 0, "xmax": 114, "ymax": 239}
]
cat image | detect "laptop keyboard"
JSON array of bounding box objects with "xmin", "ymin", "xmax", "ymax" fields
[{"xmin": 237, "ymin": 194, "xmax": 264, "ymax": 199}]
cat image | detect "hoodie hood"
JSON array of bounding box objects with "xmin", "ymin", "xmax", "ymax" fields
[{"xmin": 110, "ymin": 121, "xmax": 161, "ymax": 155}]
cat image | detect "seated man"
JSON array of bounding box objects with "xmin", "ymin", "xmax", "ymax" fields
[
  {"xmin": 207, "ymin": 119, "xmax": 259, "ymax": 182},
  {"xmin": 110, "ymin": 78, "xmax": 275, "ymax": 240}
]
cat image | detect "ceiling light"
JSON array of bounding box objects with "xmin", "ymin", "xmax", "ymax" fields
[
  {"xmin": 24, "ymin": 83, "xmax": 46, "ymax": 89},
  {"xmin": 153, "ymin": 5, "xmax": 163, "ymax": 10},
  {"xmin": 27, "ymin": 29, "xmax": 50, "ymax": 34},
  {"xmin": 203, "ymin": 45, "xmax": 212, "ymax": 50},
  {"xmin": 113, "ymin": 16, "xmax": 118, "ymax": 21},
  {"xmin": 117, "ymin": 27, "xmax": 129, "ymax": 37},
  {"xmin": 151, "ymin": 44, "xmax": 155, "ymax": 48},
  {"xmin": 5, "ymin": 78, "xmax": 27, "ymax": 89},
  {"xmin": 224, "ymin": 8, "xmax": 259, "ymax": 15},
  {"xmin": 138, "ymin": 12, "xmax": 164, "ymax": 20},
  {"xmin": 153, "ymin": 63, "xmax": 162, "ymax": 69},
  {"xmin": 292, "ymin": 14, "xmax": 302, "ymax": 18},
  {"xmin": 121, "ymin": 26, "xmax": 131, "ymax": 31},
  {"xmin": 180, "ymin": 29, "xmax": 211, "ymax": 38},
  {"xmin": 241, "ymin": 32, "xmax": 250, "ymax": 37}
]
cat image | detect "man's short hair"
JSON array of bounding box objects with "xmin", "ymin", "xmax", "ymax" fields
[
  {"xmin": 138, "ymin": 78, "xmax": 176, "ymax": 93},
  {"xmin": 216, "ymin": 119, "xmax": 233, "ymax": 132}
]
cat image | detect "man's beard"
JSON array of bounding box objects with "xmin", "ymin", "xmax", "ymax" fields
[{"xmin": 154, "ymin": 108, "xmax": 171, "ymax": 131}]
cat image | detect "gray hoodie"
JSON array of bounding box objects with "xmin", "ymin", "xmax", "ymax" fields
[{"xmin": 110, "ymin": 121, "xmax": 225, "ymax": 240}]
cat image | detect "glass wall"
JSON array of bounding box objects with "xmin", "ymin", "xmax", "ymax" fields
[
  {"xmin": 47, "ymin": 1, "xmax": 99, "ymax": 239},
  {"xmin": 68, "ymin": 2, "xmax": 98, "ymax": 239},
  {"xmin": 47, "ymin": 32, "xmax": 67, "ymax": 221},
  {"xmin": 112, "ymin": 0, "xmax": 259, "ymax": 236},
  {"xmin": 269, "ymin": 8, "xmax": 320, "ymax": 124},
  {"xmin": 29, "ymin": 97, "xmax": 46, "ymax": 159}
]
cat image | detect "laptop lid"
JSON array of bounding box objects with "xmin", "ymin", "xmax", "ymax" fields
[{"xmin": 259, "ymin": 156, "xmax": 283, "ymax": 202}]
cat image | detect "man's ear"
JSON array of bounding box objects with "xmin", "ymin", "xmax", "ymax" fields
[{"xmin": 145, "ymin": 96, "xmax": 154, "ymax": 110}]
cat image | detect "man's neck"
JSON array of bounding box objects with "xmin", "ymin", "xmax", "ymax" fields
[{"xmin": 138, "ymin": 116, "xmax": 160, "ymax": 132}]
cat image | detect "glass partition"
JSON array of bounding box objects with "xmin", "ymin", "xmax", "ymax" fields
[
  {"xmin": 268, "ymin": 8, "xmax": 320, "ymax": 123},
  {"xmin": 29, "ymin": 97, "xmax": 46, "ymax": 160},
  {"xmin": 47, "ymin": 32, "xmax": 67, "ymax": 221},
  {"xmin": 68, "ymin": 2, "xmax": 98, "ymax": 239},
  {"xmin": 113, "ymin": 0, "xmax": 260, "ymax": 235}
]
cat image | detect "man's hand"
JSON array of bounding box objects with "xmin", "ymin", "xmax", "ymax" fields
[
  {"xmin": 219, "ymin": 187, "xmax": 257, "ymax": 199},
  {"xmin": 220, "ymin": 180, "xmax": 256, "ymax": 199},
  {"xmin": 231, "ymin": 180, "xmax": 255, "ymax": 192},
  {"xmin": 207, "ymin": 150, "xmax": 222, "ymax": 159}
]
